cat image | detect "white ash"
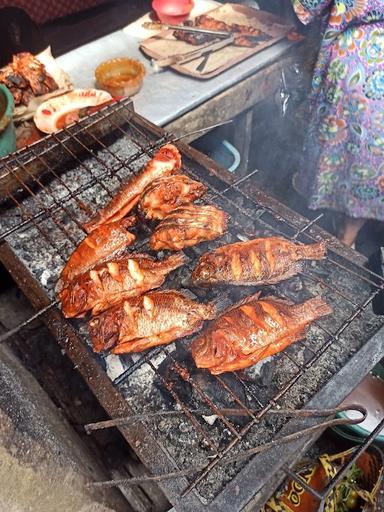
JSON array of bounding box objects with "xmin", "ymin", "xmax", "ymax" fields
[
  {"xmin": 105, "ymin": 354, "xmax": 126, "ymax": 381},
  {"xmin": 1, "ymin": 117, "xmax": 384, "ymax": 504},
  {"xmin": 202, "ymin": 414, "xmax": 218, "ymax": 426}
]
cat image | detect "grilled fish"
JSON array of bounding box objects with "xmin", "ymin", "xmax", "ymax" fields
[
  {"xmin": 139, "ymin": 175, "xmax": 207, "ymax": 220},
  {"xmin": 174, "ymin": 16, "xmax": 270, "ymax": 47},
  {"xmin": 150, "ymin": 204, "xmax": 228, "ymax": 251},
  {"xmin": 89, "ymin": 290, "xmax": 216, "ymax": 353},
  {"xmin": 192, "ymin": 294, "xmax": 332, "ymax": 374},
  {"xmin": 59, "ymin": 253, "xmax": 186, "ymax": 318},
  {"xmin": 84, "ymin": 144, "xmax": 181, "ymax": 233},
  {"xmin": 192, "ymin": 237, "xmax": 326, "ymax": 286},
  {"xmin": 57, "ymin": 216, "xmax": 136, "ymax": 292}
]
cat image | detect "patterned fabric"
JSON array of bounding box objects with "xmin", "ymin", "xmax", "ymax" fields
[
  {"xmin": 0, "ymin": 0, "xmax": 106, "ymax": 24},
  {"xmin": 292, "ymin": 0, "xmax": 384, "ymax": 221}
]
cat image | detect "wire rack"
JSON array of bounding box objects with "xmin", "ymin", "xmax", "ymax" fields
[{"xmin": 0, "ymin": 97, "xmax": 383, "ymax": 510}]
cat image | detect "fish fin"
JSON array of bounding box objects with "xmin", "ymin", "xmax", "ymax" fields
[
  {"xmin": 121, "ymin": 215, "xmax": 137, "ymax": 228},
  {"xmin": 175, "ymin": 288, "xmax": 198, "ymax": 300},
  {"xmin": 263, "ymin": 262, "xmax": 303, "ymax": 284},
  {"xmin": 164, "ymin": 252, "xmax": 188, "ymax": 269},
  {"xmin": 297, "ymin": 297, "xmax": 332, "ymax": 320},
  {"xmin": 296, "ymin": 241, "xmax": 326, "ymax": 261},
  {"xmin": 112, "ymin": 328, "xmax": 183, "ymax": 354},
  {"xmin": 224, "ymin": 291, "xmax": 263, "ymax": 313},
  {"xmin": 55, "ymin": 278, "xmax": 64, "ymax": 294},
  {"xmin": 251, "ymin": 330, "xmax": 306, "ymax": 365}
]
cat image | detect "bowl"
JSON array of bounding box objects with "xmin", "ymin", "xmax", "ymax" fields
[
  {"xmin": 95, "ymin": 58, "xmax": 146, "ymax": 98},
  {"xmin": 152, "ymin": 0, "xmax": 194, "ymax": 24},
  {"xmin": 332, "ymin": 363, "xmax": 384, "ymax": 444},
  {"xmin": 0, "ymin": 84, "xmax": 16, "ymax": 158}
]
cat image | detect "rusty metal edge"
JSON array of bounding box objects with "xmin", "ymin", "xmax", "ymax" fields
[
  {"xmin": 0, "ymin": 241, "xmax": 205, "ymax": 512},
  {"xmin": 209, "ymin": 323, "xmax": 384, "ymax": 511},
  {"xmin": 0, "ymin": 111, "xmax": 379, "ymax": 511}
]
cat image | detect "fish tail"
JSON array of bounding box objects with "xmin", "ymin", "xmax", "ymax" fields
[
  {"xmin": 300, "ymin": 297, "xmax": 332, "ymax": 321},
  {"xmin": 204, "ymin": 301, "xmax": 218, "ymax": 320},
  {"xmin": 296, "ymin": 241, "xmax": 326, "ymax": 261},
  {"xmin": 165, "ymin": 252, "xmax": 188, "ymax": 269},
  {"xmin": 122, "ymin": 215, "xmax": 137, "ymax": 228}
]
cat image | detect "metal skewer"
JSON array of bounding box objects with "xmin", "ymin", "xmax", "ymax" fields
[
  {"xmin": 143, "ymin": 21, "xmax": 230, "ymax": 38},
  {"xmin": 84, "ymin": 404, "xmax": 366, "ymax": 433}
]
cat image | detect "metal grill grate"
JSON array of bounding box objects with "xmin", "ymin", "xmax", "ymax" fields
[{"xmin": 0, "ymin": 98, "xmax": 383, "ymax": 510}]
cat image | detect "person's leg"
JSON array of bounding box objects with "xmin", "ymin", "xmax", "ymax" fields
[{"xmin": 337, "ymin": 216, "xmax": 365, "ymax": 247}]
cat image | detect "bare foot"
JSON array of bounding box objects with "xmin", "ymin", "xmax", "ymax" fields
[{"xmin": 338, "ymin": 216, "xmax": 365, "ymax": 247}]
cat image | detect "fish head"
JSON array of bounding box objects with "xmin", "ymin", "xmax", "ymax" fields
[
  {"xmin": 59, "ymin": 284, "xmax": 89, "ymax": 318},
  {"xmin": 192, "ymin": 253, "xmax": 226, "ymax": 285},
  {"xmin": 88, "ymin": 308, "xmax": 121, "ymax": 352},
  {"xmin": 192, "ymin": 328, "xmax": 229, "ymax": 369}
]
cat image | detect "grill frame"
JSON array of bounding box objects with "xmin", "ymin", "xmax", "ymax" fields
[{"xmin": 0, "ymin": 98, "xmax": 383, "ymax": 511}]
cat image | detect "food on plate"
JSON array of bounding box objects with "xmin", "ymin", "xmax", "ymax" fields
[
  {"xmin": 150, "ymin": 204, "xmax": 228, "ymax": 251},
  {"xmin": 192, "ymin": 294, "xmax": 332, "ymax": 374},
  {"xmin": 34, "ymin": 88, "xmax": 112, "ymax": 134},
  {"xmin": 173, "ymin": 15, "xmax": 271, "ymax": 47},
  {"xmin": 88, "ymin": 289, "xmax": 216, "ymax": 353},
  {"xmin": 57, "ymin": 216, "xmax": 136, "ymax": 292},
  {"xmin": 139, "ymin": 174, "xmax": 207, "ymax": 220},
  {"xmin": 59, "ymin": 253, "xmax": 186, "ymax": 318},
  {"xmin": 95, "ymin": 58, "xmax": 146, "ymax": 97},
  {"xmin": 192, "ymin": 237, "xmax": 326, "ymax": 286},
  {"xmin": 84, "ymin": 144, "xmax": 181, "ymax": 233},
  {"xmin": 0, "ymin": 52, "xmax": 58, "ymax": 106}
]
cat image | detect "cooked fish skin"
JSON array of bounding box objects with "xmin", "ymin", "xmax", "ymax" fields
[
  {"xmin": 88, "ymin": 290, "xmax": 216, "ymax": 353},
  {"xmin": 149, "ymin": 204, "xmax": 228, "ymax": 251},
  {"xmin": 84, "ymin": 144, "xmax": 181, "ymax": 233},
  {"xmin": 174, "ymin": 15, "xmax": 267, "ymax": 47},
  {"xmin": 192, "ymin": 237, "xmax": 326, "ymax": 286},
  {"xmin": 59, "ymin": 253, "xmax": 186, "ymax": 318},
  {"xmin": 192, "ymin": 294, "xmax": 332, "ymax": 375},
  {"xmin": 139, "ymin": 175, "xmax": 207, "ymax": 220},
  {"xmin": 57, "ymin": 216, "xmax": 136, "ymax": 292}
]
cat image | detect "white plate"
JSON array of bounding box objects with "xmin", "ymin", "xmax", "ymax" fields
[{"xmin": 34, "ymin": 88, "xmax": 112, "ymax": 134}]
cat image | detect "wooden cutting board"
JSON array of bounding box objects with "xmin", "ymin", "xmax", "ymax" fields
[{"xmin": 140, "ymin": 4, "xmax": 294, "ymax": 79}]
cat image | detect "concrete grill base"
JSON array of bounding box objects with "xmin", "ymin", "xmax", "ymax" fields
[{"xmin": 0, "ymin": 343, "xmax": 130, "ymax": 512}]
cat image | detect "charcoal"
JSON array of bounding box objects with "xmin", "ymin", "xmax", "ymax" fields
[{"xmin": 1, "ymin": 102, "xmax": 383, "ymax": 505}]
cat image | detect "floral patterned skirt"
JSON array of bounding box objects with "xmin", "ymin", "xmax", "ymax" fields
[{"xmin": 294, "ymin": 21, "xmax": 384, "ymax": 221}]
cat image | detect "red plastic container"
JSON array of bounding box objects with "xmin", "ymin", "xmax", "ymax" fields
[{"xmin": 152, "ymin": 0, "xmax": 194, "ymax": 24}]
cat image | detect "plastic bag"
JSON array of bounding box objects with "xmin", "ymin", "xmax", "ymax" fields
[{"xmin": 276, "ymin": 63, "xmax": 308, "ymax": 119}]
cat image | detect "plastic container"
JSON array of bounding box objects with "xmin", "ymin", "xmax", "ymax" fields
[
  {"xmin": 212, "ymin": 140, "xmax": 241, "ymax": 173},
  {"xmin": 95, "ymin": 58, "xmax": 146, "ymax": 98},
  {"xmin": 332, "ymin": 363, "xmax": 384, "ymax": 444},
  {"xmin": 0, "ymin": 84, "xmax": 16, "ymax": 158},
  {"xmin": 152, "ymin": 0, "xmax": 194, "ymax": 24},
  {"xmin": 193, "ymin": 135, "xmax": 241, "ymax": 173}
]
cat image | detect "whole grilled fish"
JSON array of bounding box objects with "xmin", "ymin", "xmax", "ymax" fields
[
  {"xmin": 59, "ymin": 253, "xmax": 186, "ymax": 318},
  {"xmin": 192, "ymin": 294, "xmax": 332, "ymax": 374},
  {"xmin": 150, "ymin": 204, "xmax": 228, "ymax": 251},
  {"xmin": 89, "ymin": 290, "xmax": 216, "ymax": 354},
  {"xmin": 57, "ymin": 216, "xmax": 136, "ymax": 292},
  {"xmin": 192, "ymin": 237, "xmax": 326, "ymax": 286},
  {"xmin": 139, "ymin": 174, "xmax": 207, "ymax": 220},
  {"xmin": 84, "ymin": 144, "xmax": 181, "ymax": 233}
]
